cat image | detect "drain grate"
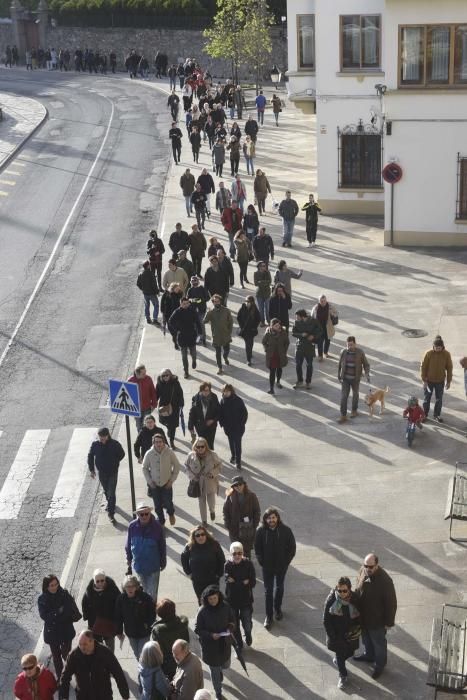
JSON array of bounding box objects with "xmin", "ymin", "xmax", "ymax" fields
[{"xmin": 402, "ymin": 329, "xmax": 428, "ymax": 338}]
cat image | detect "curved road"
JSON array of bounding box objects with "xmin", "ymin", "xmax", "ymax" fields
[{"xmin": 0, "ymin": 69, "xmax": 169, "ymax": 692}]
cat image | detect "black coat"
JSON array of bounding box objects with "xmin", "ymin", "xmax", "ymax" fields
[
  {"xmin": 187, "ymin": 285, "xmax": 210, "ymax": 314},
  {"xmin": 195, "ymin": 593, "xmax": 235, "ymax": 667},
  {"xmin": 38, "ymin": 587, "xmax": 80, "ymax": 645},
  {"xmin": 137, "ymin": 268, "xmax": 159, "ymax": 296},
  {"xmin": 225, "ymin": 558, "xmax": 256, "ymax": 609},
  {"xmin": 87, "ymin": 438, "xmax": 125, "ymax": 476},
  {"xmin": 323, "ymin": 590, "xmax": 361, "ymax": 655},
  {"xmin": 134, "ymin": 425, "xmax": 167, "ymax": 459},
  {"xmin": 269, "ymin": 294, "xmax": 292, "ymax": 327},
  {"xmin": 219, "ymin": 394, "xmax": 248, "ymax": 436},
  {"xmin": 169, "ymin": 230, "xmax": 189, "ymax": 255},
  {"xmin": 356, "ymin": 567, "xmax": 397, "ymax": 629},
  {"xmin": 197, "ymin": 173, "xmax": 215, "ymax": 194},
  {"xmin": 244, "ymin": 120, "xmax": 259, "ymax": 139},
  {"xmin": 253, "ymin": 234, "xmax": 274, "ymax": 261},
  {"xmin": 218, "ymin": 257, "xmax": 234, "ymax": 286},
  {"xmin": 81, "ymin": 577, "xmax": 120, "ymax": 629},
  {"xmin": 254, "ymin": 523, "xmax": 296, "ymax": 574},
  {"xmin": 114, "ymin": 590, "xmax": 156, "ymax": 638},
  {"xmin": 168, "ymin": 305, "xmax": 202, "ymax": 347},
  {"xmin": 60, "ymin": 642, "xmax": 129, "ymax": 700},
  {"xmin": 161, "ymin": 291, "xmax": 182, "ymax": 321},
  {"xmin": 204, "ymin": 267, "xmax": 229, "ymax": 297},
  {"xmin": 237, "ymin": 304, "xmax": 261, "ymax": 338},
  {"xmin": 181, "ymin": 540, "xmax": 225, "ymax": 586},
  {"xmin": 155, "ymin": 377, "xmax": 184, "ymax": 429},
  {"xmin": 188, "ymin": 392, "xmax": 220, "ymax": 434}
]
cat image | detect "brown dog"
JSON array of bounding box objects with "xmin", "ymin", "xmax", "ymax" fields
[{"xmin": 364, "ymin": 386, "xmax": 390, "ymax": 416}]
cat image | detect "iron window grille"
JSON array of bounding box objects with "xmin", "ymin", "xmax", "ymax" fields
[{"xmin": 338, "ymin": 120, "xmax": 383, "ymax": 188}]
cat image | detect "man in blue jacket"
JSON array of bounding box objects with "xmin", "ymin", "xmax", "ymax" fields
[
  {"xmin": 125, "ymin": 502, "xmax": 166, "ymax": 602},
  {"xmin": 87, "ymin": 427, "xmax": 125, "ymax": 524},
  {"xmin": 255, "ymin": 90, "xmax": 267, "ymax": 125}
]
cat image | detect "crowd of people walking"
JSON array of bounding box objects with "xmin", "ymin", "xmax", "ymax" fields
[{"xmin": 14, "ymin": 54, "xmax": 463, "ymax": 700}]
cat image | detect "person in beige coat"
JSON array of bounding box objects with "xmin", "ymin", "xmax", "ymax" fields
[
  {"xmin": 311, "ymin": 293, "xmax": 338, "ymax": 361},
  {"xmin": 162, "ymin": 259, "xmax": 189, "ymax": 293},
  {"xmin": 184, "ymin": 437, "xmax": 222, "ymax": 525},
  {"xmin": 142, "ymin": 434, "xmax": 181, "ymax": 526}
]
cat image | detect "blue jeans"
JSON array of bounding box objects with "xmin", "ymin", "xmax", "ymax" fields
[
  {"xmin": 144, "ymin": 294, "xmax": 159, "ymax": 322},
  {"xmin": 184, "ymin": 194, "xmax": 193, "ymax": 216},
  {"xmin": 256, "ymin": 296, "xmax": 270, "ymax": 323},
  {"xmin": 128, "ymin": 635, "xmax": 149, "ymax": 660},
  {"xmin": 149, "ymin": 485, "xmax": 175, "ymax": 525},
  {"xmin": 262, "ymin": 569, "xmax": 286, "ymax": 618},
  {"xmin": 423, "ymin": 381, "xmax": 444, "ymax": 418},
  {"xmin": 210, "ymin": 659, "xmax": 230, "ymax": 696},
  {"xmin": 362, "ymin": 626, "xmax": 387, "ymax": 670},
  {"xmin": 245, "ymin": 156, "xmax": 254, "ymax": 175},
  {"xmin": 295, "ymin": 350, "xmax": 313, "ymax": 384},
  {"xmin": 135, "ymin": 570, "xmax": 160, "ymax": 601},
  {"xmin": 169, "ymin": 77, "xmax": 176, "ymax": 90},
  {"xmin": 230, "ymin": 106, "xmax": 235, "ymax": 118},
  {"xmin": 282, "ymin": 219, "xmax": 295, "ymax": 245},
  {"xmin": 98, "ymin": 470, "xmax": 118, "ymax": 517}
]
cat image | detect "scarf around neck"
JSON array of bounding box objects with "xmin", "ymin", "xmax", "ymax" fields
[{"xmin": 329, "ymin": 592, "xmax": 359, "ymax": 619}]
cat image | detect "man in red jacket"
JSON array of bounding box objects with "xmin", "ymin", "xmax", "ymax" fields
[
  {"xmin": 14, "ymin": 653, "xmax": 57, "ymax": 700},
  {"xmin": 221, "ymin": 200, "xmax": 243, "ymax": 259},
  {"xmin": 128, "ymin": 364, "xmax": 157, "ymax": 431}
]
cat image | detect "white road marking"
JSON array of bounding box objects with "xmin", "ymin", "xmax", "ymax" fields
[
  {"xmin": 0, "ymin": 191, "xmax": 8, "ymax": 197},
  {"xmin": 0, "ymin": 99, "xmax": 115, "ymax": 370},
  {"xmin": 33, "ymin": 530, "xmax": 82, "ymax": 660},
  {"xmin": 14, "ymin": 162, "xmax": 26, "ymax": 167},
  {"xmin": 160, "ymin": 219, "xmax": 166, "ymax": 240},
  {"xmin": 46, "ymin": 427, "xmax": 97, "ymax": 518},
  {"xmin": 4, "ymin": 170, "xmax": 21, "ymax": 176},
  {"xmin": 0, "ymin": 180, "xmax": 15, "ymax": 186},
  {"xmin": 0, "ymin": 430, "xmax": 50, "ymax": 519},
  {"xmin": 136, "ymin": 327, "xmax": 146, "ymax": 365}
]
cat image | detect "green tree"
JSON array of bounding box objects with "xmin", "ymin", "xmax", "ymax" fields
[{"xmin": 204, "ymin": 0, "xmax": 273, "ymax": 88}]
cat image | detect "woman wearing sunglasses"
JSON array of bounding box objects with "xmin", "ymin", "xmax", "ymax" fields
[
  {"xmin": 181, "ymin": 526, "xmax": 225, "ymax": 604},
  {"xmin": 323, "ymin": 576, "xmax": 361, "ymax": 690},
  {"xmin": 81, "ymin": 569, "xmax": 120, "ymax": 653},
  {"xmin": 13, "ymin": 653, "xmax": 57, "ymax": 700},
  {"xmin": 184, "ymin": 437, "xmax": 222, "ymax": 525}
]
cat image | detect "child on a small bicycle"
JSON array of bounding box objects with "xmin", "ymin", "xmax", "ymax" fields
[{"xmin": 403, "ymin": 396, "xmax": 425, "ymax": 428}]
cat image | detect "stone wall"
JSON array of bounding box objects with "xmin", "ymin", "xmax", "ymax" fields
[{"xmin": 0, "ymin": 23, "xmax": 287, "ymax": 80}]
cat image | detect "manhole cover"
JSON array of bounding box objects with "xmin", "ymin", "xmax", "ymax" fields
[{"xmin": 402, "ymin": 329, "xmax": 428, "ymax": 338}]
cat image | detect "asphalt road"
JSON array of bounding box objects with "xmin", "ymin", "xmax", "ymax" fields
[{"xmin": 0, "ymin": 69, "xmax": 170, "ymax": 693}]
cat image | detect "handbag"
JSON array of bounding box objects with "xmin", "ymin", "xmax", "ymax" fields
[
  {"xmin": 330, "ymin": 314, "xmax": 339, "ymax": 326},
  {"xmin": 187, "ymin": 480, "xmax": 201, "ymax": 498},
  {"xmin": 70, "ymin": 596, "xmax": 82, "ymax": 623},
  {"xmin": 158, "ymin": 388, "xmax": 174, "ymax": 418},
  {"xmin": 92, "ymin": 616, "xmax": 117, "ymax": 638},
  {"xmin": 345, "ymin": 623, "xmax": 362, "ymax": 641}
]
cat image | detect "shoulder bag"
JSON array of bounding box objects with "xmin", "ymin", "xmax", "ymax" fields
[
  {"xmin": 158, "ymin": 388, "xmax": 174, "ymax": 418},
  {"xmin": 187, "ymin": 479, "xmax": 201, "ymax": 498}
]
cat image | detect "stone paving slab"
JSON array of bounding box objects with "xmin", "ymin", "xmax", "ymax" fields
[
  {"xmin": 72, "ymin": 80, "xmax": 467, "ymax": 700},
  {"xmin": 0, "ymin": 92, "xmax": 47, "ymax": 168}
]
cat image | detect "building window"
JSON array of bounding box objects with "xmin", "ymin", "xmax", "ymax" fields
[
  {"xmin": 297, "ymin": 15, "xmax": 315, "ymax": 70},
  {"xmin": 338, "ymin": 123, "xmax": 383, "ymax": 189},
  {"xmin": 400, "ymin": 24, "xmax": 467, "ymax": 87},
  {"xmin": 457, "ymin": 154, "xmax": 467, "ymax": 219},
  {"xmin": 341, "ymin": 15, "xmax": 381, "ymax": 70}
]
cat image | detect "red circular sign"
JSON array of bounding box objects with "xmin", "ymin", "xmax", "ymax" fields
[{"xmin": 382, "ymin": 162, "xmax": 403, "ymax": 184}]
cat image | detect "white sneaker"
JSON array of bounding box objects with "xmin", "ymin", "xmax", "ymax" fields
[
  {"xmin": 338, "ymin": 676, "xmax": 348, "ymax": 689},
  {"xmin": 307, "ymin": 243, "xmax": 312, "ymax": 248}
]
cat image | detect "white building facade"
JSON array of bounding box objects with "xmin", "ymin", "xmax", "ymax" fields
[{"xmin": 286, "ymin": 0, "xmax": 467, "ymax": 245}]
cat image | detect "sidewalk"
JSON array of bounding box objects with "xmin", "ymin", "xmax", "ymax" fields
[
  {"xmin": 78, "ymin": 82, "xmax": 467, "ymax": 700},
  {"xmin": 0, "ymin": 92, "xmax": 47, "ymax": 168}
]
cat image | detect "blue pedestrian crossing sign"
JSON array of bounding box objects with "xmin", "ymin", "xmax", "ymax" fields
[{"xmin": 108, "ymin": 379, "xmax": 140, "ymax": 416}]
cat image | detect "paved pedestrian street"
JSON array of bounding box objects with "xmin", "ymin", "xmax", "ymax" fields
[{"xmin": 1, "ymin": 71, "xmax": 467, "ymax": 699}]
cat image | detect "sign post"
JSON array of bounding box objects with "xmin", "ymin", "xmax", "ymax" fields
[
  {"xmin": 382, "ymin": 162, "xmax": 403, "ymax": 247},
  {"xmin": 108, "ymin": 379, "xmax": 141, "ymax": 514}
]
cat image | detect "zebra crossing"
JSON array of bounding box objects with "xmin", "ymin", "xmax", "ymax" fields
[{"xmin": 0, "ymin": 427, "xmax": 97, "ymax": 520}]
